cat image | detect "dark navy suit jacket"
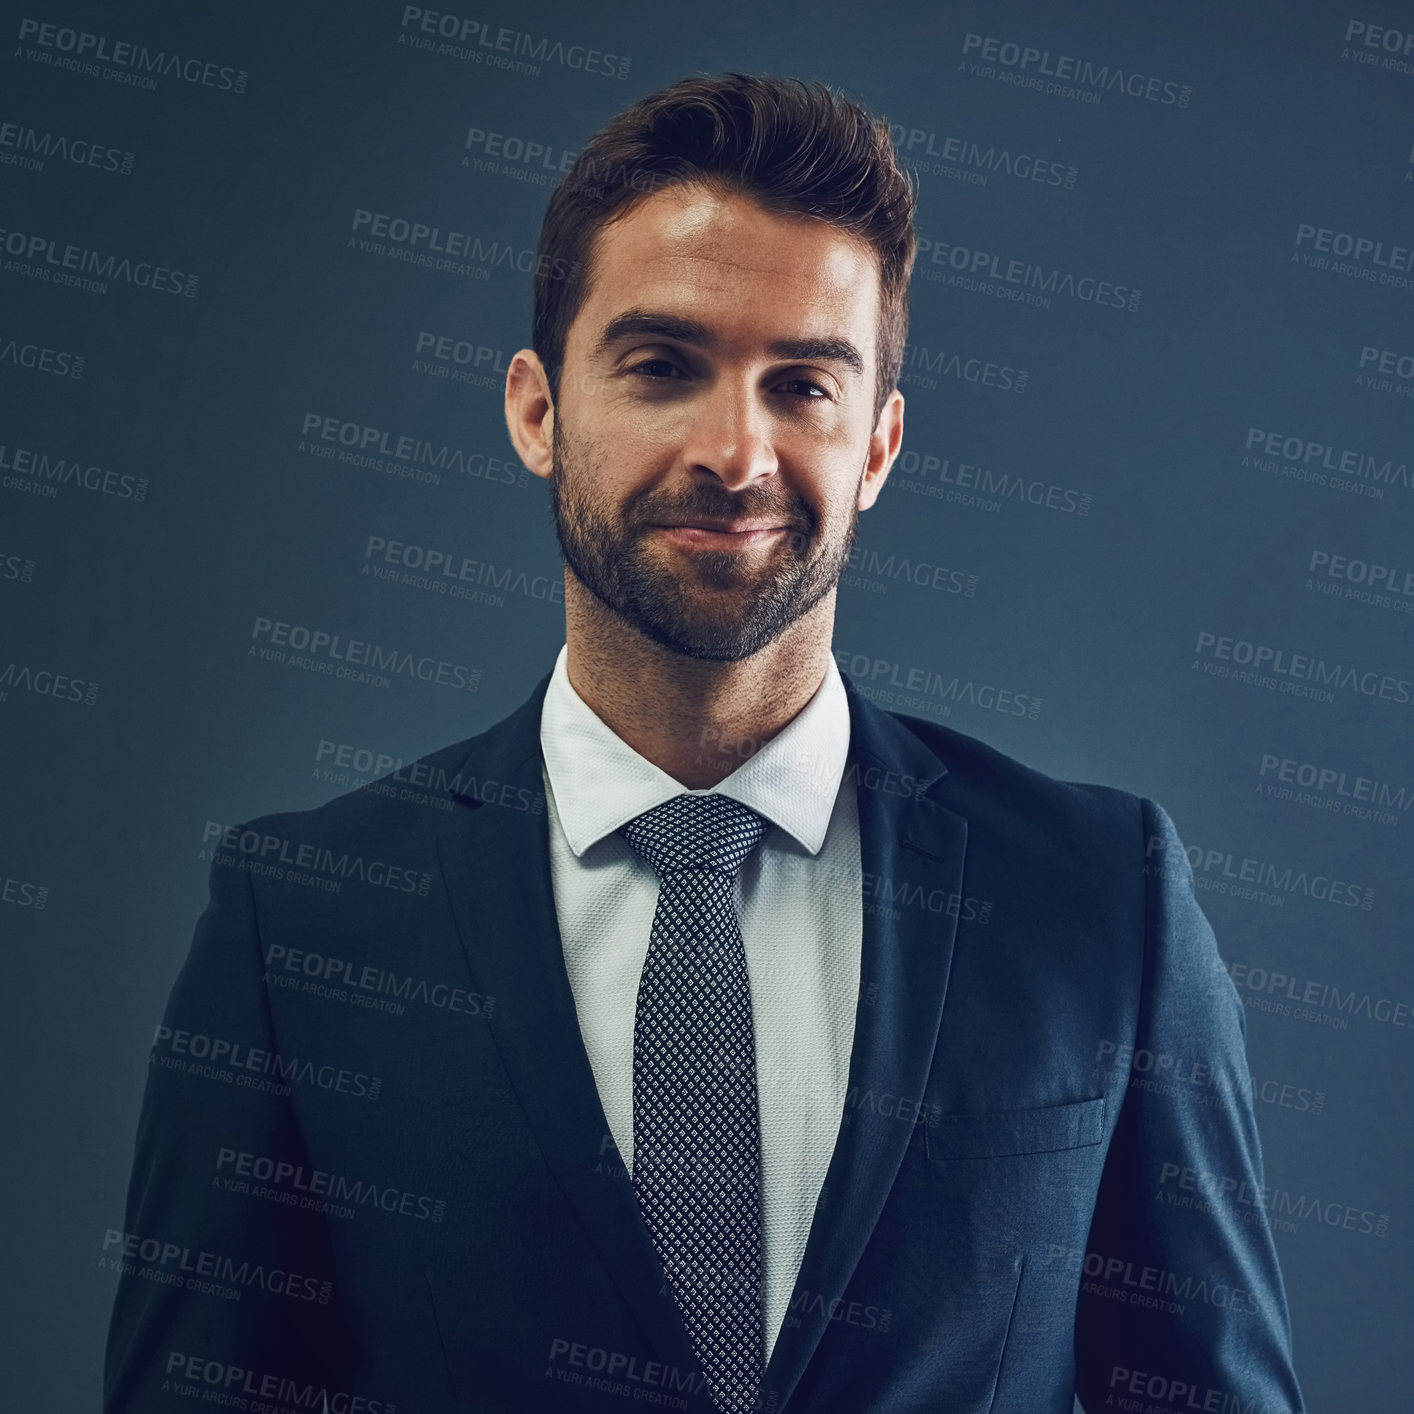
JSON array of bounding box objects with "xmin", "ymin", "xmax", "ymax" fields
[{"xmin": 105, "ymin": 670, "xmax": 1305, "ymax": 1414}]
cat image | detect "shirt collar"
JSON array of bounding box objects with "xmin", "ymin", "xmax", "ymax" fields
[{"xmin": 539, "ymin": 643, "xmax": 851, "ymax": 858}]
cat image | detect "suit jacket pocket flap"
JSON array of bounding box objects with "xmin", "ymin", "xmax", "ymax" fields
[{"xmin": 926, "ymin": 1096, "xmax": 1107, "ymax": 1160}]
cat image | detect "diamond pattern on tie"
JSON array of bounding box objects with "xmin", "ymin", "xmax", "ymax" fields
[{"xmin": 621, "ymin": 793, "xmax": 768, "ymax": 1414}]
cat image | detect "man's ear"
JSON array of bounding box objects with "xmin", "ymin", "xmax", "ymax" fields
[
  {"xmin": 858, "ymin": 389, "xmax": 905, "ymax": 511},
  {"xmin": 504, "ymin": 349, "xmax": 556, "ymax": 481}
]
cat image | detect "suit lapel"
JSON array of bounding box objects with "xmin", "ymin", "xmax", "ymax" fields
[
  {"xmin": 431, "ymin": 677, "xmax": 716, "ymax": 1410},
  {"xmin": 761, "ymin": 676, "xmax": 968, "ymax": 1412}
]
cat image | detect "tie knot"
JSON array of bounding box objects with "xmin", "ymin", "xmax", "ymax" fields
[{"xmin": 620, "ymin": 793, "xmax": 766, "ymax": 880}]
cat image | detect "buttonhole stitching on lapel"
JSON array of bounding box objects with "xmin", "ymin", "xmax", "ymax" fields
[{"xmin": 900, "ymin": 837, "xmax": 952, "ymax": 866}]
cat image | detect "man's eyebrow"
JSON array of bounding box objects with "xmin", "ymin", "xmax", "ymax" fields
[
  {"xmin": 766, "ymin": 337, "xmax": 864, "ymax": 378},
  {"xmin": 595, "ymin": 311, "xmax": 716, "ymax": 354},
  {"xmin": 594, "ymin": 311, "xmax": 865, "ymax": 378}
]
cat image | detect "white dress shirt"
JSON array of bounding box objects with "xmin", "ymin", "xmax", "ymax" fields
[{"xmin": 539, "ymin": 643, "xmax": 863, "ymax": 1364}]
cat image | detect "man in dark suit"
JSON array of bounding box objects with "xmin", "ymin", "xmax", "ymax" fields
[{"xmin": 105, "ymin": 75, "xmax": 1305, "ymax": 1414}]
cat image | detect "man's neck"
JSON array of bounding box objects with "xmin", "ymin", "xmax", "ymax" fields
[{"xmin": 562, "ymin": 580, "xmax": 836, "ymax": 790}]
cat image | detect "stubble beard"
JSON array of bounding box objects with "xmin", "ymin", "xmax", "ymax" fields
[{"xmin": 548, "ymin": 419, "xmax": 860, "ymax": 662}]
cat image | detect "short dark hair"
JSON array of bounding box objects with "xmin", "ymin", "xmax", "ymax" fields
[{"xmin": 532, "ymin": 72, "xmax": 916, "ymax": 423}]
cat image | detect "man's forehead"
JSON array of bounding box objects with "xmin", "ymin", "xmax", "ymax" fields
[{"xmin": 578, "ymin": 183, "xmax": 881, "ymax": 347}]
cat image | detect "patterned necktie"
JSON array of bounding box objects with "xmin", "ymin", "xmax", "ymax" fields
[{"xmin": 620, "ymin": 792, "xmax": 768, "ymax": 1414}]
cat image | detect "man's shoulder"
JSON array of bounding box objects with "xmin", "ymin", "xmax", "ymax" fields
[
  {"xmin": 874, "ymin": 700, "xmax": 1148, "ymax": 861},
  {"xmin": 870, "ymin": 704, "xmax": 1176, "ymax": 938},
  {"xmin": 231, "ymin": 719, "xmax": 539, "ymax": 854},
  {"xmin": 221, "ymin": 674, "xmax": 553, "ymax": 854}
]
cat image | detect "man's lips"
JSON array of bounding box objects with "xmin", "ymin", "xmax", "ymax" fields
[{"xmin": 649, "ymin": 520, "xmax": 793, "ymax": 547}]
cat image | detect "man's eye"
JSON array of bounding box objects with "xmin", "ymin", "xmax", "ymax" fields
[
  {"xmin": 777, "ymin": 378, "xmax": 829, "ymax": 399},
  {"xmin": 629, "ymin": 359, "xmax": 684, "ymax": 379}
]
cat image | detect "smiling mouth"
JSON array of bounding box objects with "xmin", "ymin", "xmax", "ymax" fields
[{"xmin": 650, "ymin": 523, "xmax": 791, "ymax": 548}]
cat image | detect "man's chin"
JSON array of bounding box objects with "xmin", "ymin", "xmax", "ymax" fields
[
  {"xmin": 634, "ymin": 627, "xmax": 771, "ymax": 663},
  {"xmin": 614, "ymin": 599, "xmax": 772, "ymax": 662},
  {"xmin": 637, "ymin": 540, "xmax": 783, "ymax": 592}
]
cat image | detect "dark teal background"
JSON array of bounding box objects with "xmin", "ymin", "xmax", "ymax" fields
[{"xmin": 2, "ymin": 1, "xmax": 1411, "ymax": 1408}]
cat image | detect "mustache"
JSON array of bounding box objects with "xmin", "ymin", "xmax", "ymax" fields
[{"xmin": 623, "ymin": 484, "xmax": 818, "ymax": 538}]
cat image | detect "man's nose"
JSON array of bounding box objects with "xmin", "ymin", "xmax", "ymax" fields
[{"xmin": 680, "ymin": 381, "xmax": 779, "ymax": 489}]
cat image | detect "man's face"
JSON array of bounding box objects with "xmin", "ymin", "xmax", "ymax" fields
[{"xmin": 547, "ymin": 182, "xmax": 898, "ymax": 661}]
